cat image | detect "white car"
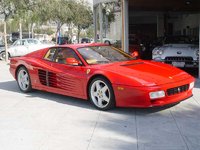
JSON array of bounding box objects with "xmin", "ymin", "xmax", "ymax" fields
[
  {"xmin": 103, "ymin": 38, "xmax": 117, "ymax": 45},
  {"xmin": 0, "ymin": 38, "xmax": 54, "ymax": 60},
  {"xmin": 152, "ymin": 36, "xmax": 199, "ymax": 68}
]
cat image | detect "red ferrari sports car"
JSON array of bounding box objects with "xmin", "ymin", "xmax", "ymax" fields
[{"xmin": 10, "ymin": 43, "xmax": 195, "ymax": 110}]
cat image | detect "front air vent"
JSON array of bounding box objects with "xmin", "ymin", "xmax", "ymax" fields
[{"xmin": 121, "ymin": 62, "xmax": 144, "ymax": 66}]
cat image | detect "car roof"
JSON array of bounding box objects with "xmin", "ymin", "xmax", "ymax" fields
[
  {"xmin": 16, "ymin": 38, "xmax": 39, "ymax": 41},
  {"xmin": 57, "ymin": 43, "xmax": 108, "ymax": 49}
]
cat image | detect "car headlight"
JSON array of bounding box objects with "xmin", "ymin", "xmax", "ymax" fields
[
  {"xmin": 153, "ymin": 49, "xmax": 163, "ymax": 55},
  {"xmin": 149, "ymin": 90, "xmax": 165, "ymax": 99},
  {"xmin": 189, "ymin": 82, "xmax": 194, "ymax": 90}
]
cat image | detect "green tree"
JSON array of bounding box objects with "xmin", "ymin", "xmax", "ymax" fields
[
  {"xmin": 0, "ymin": 0, "xmax": 35, "ymax": 61},
  {"xmin": 86, "ymin": 25, "xmax": 95, "ymax": 39},
  {"xmin": 72, "ymin": 0, "xmax": 93, "ymax": 43},
  {"xmin": 36, "ymin": 0, "xmax": 74, "ymax": 44}
]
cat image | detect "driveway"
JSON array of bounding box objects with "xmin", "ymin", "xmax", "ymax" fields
[{"xmin": 0, "ymin": 61, "xmax": 200, "ymax": 150}]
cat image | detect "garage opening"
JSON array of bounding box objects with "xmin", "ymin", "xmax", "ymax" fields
[
  {"xmin": 93, "ymin": 0, "xmax": 200, "ymax": 77},
  {"xmin": 128, "ymin": 0, "xmax": 200, "ymax": 77}
]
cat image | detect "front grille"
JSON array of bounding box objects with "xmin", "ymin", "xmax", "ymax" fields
[
  {"xmin": 167, "ymin": 84, "xmax": 189, "ymax": 96},
  {"xmin": 165, "ymin": 57, "xmax": 193, "ymax": 62}
]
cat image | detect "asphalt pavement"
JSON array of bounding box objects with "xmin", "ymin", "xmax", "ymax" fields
[{"xmin": 0, "ymin": 61, "xmax": 200, "ymax": 150}]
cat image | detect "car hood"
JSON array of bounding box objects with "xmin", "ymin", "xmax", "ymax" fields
[
  {"xmin": 164, "ymin": 44, "xmax": 197, "ymax": 48},
  {"xmin": 98, "ymin": 60, "xmax": 192, "ymax": 86}
]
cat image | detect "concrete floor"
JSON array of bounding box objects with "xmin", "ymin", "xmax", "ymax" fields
[{"xmin": 0, "ymin": 61, "xmax": 200, "ymax": 150}]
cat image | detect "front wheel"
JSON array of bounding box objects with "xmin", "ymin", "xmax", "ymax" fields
[
  {"xmin": 0, "ymin": 51, "xmax": 10, "ymax": 61},
  {"xmin": 89, "ymin": 77, "xmax": 115, "ymax": 110},
  {"xmin": 104, "ymin": 40, "xmax": 111, "ymax": 45},
  {"xmin": 0, "ymin": 51, "xmax": 6, "ymax": 60},
  {"xmin": 17, "ymin": 67, "xmax": 32, "ymax": 93}
]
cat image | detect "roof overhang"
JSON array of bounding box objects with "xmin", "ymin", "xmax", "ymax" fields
[
  {"xmin": 93, "ymin": 0, "xmax": 118, "ymax": 7},
  {"xmin": 129, "ymin": 0, "xmax": 200, "ymax": 12}
]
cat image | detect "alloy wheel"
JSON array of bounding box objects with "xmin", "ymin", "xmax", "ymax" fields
[{"xmin": 89, "ymin": 78, "xmax": 115, "ymax": 110}]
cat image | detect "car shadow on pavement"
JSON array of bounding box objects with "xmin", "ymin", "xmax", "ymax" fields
[
  {"xmin": 0, "ymin": 80, "xmax": 94, "ymax": 110},
  {"xmin": 0, "ymin": 80, "xmax": 179, "ymax": 114},
  {"xmin": 0, "ymin": 80, "xmax": 183, "ymax": 115},
  {"xmin": 1, "ymin": 81, "xmax": 200, "ymax": 149}
]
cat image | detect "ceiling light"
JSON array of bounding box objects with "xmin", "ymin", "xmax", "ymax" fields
[{"xmin": 186, "ymin": 1, "xmax": 191, "ymax": 5}]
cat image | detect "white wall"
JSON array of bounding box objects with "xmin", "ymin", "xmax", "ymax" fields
[{"xmin": 108, "ymin": 11, "xmax": 122, "ymax": 40}]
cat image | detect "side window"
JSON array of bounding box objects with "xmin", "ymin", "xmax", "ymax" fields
[
  {"xmin": 54, "ymin": 48, "xmax": 81, "ymax": 65},
  {"xmin": 27, "ymin": 39, "xmax": 39, "ymax": 44},
  {"xmin": 13, "ymin": 40, "xmax": 21, "ymax": 46},
  {"xmin": 44, "ymin": 48, "xmax": 57, "ymax": 61},
  {"xmin": 22, "ymin": 40, "xmax": 26, "ymax": 45}
]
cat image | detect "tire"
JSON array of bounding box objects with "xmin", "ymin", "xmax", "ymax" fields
[
  {"xmin": 89, "ymin": 77, "xmax": 115, "ymax": 110},
  {"xmin": 104, "ymin": 40, "xmax": 111, "ymax": 45},
  {"xmin": 0, "ymin": 51, "xmax": 6, "ymax": 60},
  {"xmin": 17, "ymin": 66, "xmax": 32, "ymax": 93},
  {"xmin": 0, "ymin": 51, "xmax": 10, "ymax": 61}
]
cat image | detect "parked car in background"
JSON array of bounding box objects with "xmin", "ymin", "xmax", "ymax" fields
[
  {"xmin": 41, "ymin": 40, "xmax": 55, "ymax": 45},
  {"xmin": 152, "ymin": 36, "xmax": 199, "ymax": 68},
  {"xmin": 81, "ymin": 38, "xmax": 91, "ymax": 43},
  {"xmin": 102, "ymin": 38, "xmax": 117, "ymax": 45},
  {"xmin": 0, "ymin": 40, "xmax": 4, "ymax": 47},
  {"xmin": 0, "ymin": 38, "xmax": 54, "ymax": 60},
  {"xmin": 0, "ymin": 40, "xmax": 5, "ymax": 59}
]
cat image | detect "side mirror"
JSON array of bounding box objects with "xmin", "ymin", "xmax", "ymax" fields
[
  {"xmin": 131, "ymin": 51, "xmax": 139, "ymax": 58},
  {"xmin": 66, "ymin": 58, "xmax": 81, "ymax": 66}
]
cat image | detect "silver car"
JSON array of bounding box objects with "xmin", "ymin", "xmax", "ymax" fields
[
  {"xmin": 152, "ymin": 36, "xmax": 199, "ymax": 68},
  {"xmin": 0, "ymin": 38, "xmax": 54, "ymax": 60}
]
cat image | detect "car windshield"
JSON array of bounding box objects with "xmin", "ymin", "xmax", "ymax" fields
[
  {"xmin": 77, "ymin": 46, "xmax": 134, "ymax": 65},
  {"xmin": 27, "ymin": 39, "xmax": 40, "ymax": 44}
]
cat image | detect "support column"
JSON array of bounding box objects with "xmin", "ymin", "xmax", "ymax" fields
[
  {"xmin": 99, "ymin": 3, "xmax": 103, "ymax": 43},
  {"xmin": 122, "ymin": 0, "xmax": 129, "ymax": 52},
  {"xmin": 4, "ymin": 21, "xmax": 8, "ymax": 62},
  {"xmin": 199, "ymin": 14, "xmax": 200, "ymax": 78},
  {"xmin": 19, "ymin": 19, "xmax": 22, "ymax": 40}
]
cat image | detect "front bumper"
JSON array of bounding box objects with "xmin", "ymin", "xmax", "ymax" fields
[{"xmin": 113, "ymin": 77, "xmax": 195, "ymax": 108}]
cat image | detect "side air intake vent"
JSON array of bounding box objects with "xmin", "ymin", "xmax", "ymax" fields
[
  {"xmin": 38, "ymin": 70, "xmax": 57, "ymax": 87},
  {"xmin": 38, "ymin": 70, "xmax": 47, "ymax": 86}
]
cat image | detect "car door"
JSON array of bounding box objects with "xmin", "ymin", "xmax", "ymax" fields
[
  {"xmin": 38, "ymin": 47, "xmax": 87, "ymax": 98},
  {"xmin": 9, "ymin": 39, "xmax": 28, "ymax": 56},
  {"xmin": 51, "ymin": 47, "xmax": 87, "ymax": 97}
]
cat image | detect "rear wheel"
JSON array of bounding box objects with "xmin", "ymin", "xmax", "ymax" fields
[
  {"xmin": 17, "ymin": 67, "xmax": 32, "ymax": 92},
  {"xmin": 89, "ymin": 77, "xmax": 115, "ymax": 110}
]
